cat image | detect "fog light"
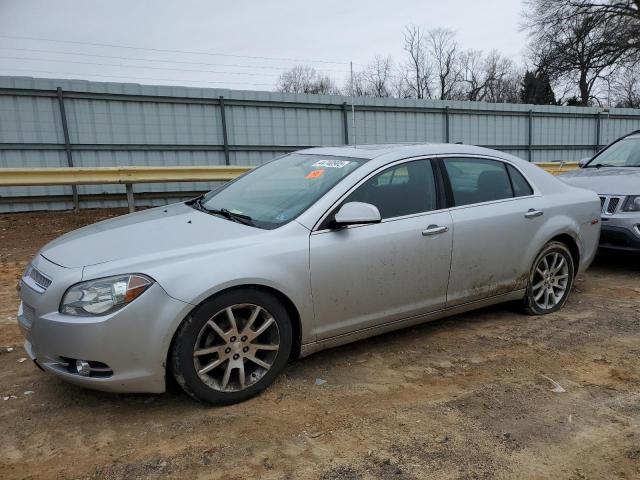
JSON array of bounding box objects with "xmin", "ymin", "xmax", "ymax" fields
[{"xmin": 75, "ymin": 360, "xmax": 91, "ymax": 376}]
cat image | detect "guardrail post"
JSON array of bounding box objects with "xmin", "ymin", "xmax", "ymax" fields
[
  {"xmin": 125, "ymin": 183, "xmax": 135, "ymax": 213},
  {"xmin": 219, "ymin": 96, "xmax": 230, "ymax": 166},
  {"xmin": 444, "ymin": 106, "xmax": 451, "ymax": 143},
  {"xmin": 527, "ymin": 109, "xmax": 533, "ymax": 162},
  {"xmin": 56, "ymin": 87, "xmax": 80, "ymax": 211},
  {"xmin": 595, "ymin": 111, "xmax": 602, "ymax": 153},
  {"xmin": 342, "ymin": 102, "xmax": 350, "ymax": 145}
]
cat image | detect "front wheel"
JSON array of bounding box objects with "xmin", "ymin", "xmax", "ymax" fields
[
  {"xmin": 170, "ymin": 288, "xmax": 292, "ymax": 405},
  {"xmin": 523, "ymin": 241, "xmax": 575, "ymax": 315}
]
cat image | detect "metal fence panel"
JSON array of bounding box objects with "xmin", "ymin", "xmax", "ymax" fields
[
  {"xmin": 0, "ymin": 95, "xmax": 62, "ymax": 144},
  {"xmin": 1, "ymin": 75, "xmax": 639, "ymax": 212}
]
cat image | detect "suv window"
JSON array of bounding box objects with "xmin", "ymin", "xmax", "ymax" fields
[
  {"xmin": 444, "ymin": 158, "xmax": 513, "ymax": 206},
  {"xmin": 507, "ymin": 164, "xmax": 533, "ymax": 197},
  {"xmin": 345, "ymin": 160, "xmax": 437, "ymax": 219}
]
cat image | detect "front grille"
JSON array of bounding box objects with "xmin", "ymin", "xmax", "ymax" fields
[
  {"xmin": 23, "ymin": 265, "xmax": 52, "ymax": 292},
  {"xmin": 606, "ymin": 197, "xmax": 621, "ymax": 214},
  {"xmin": 599, "ymin": 195, "xmax": 624, "ymax": 215}
]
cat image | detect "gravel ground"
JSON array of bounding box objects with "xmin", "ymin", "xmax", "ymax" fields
[{"xmin": 0, "ymin": 209, "xmax": 638, "ymax": 480}]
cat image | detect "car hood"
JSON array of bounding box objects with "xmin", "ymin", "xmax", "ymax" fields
[
  {"xmin": 558, "ymin": 167, "xmax": 640, "ymax": 195},
  {"xmin": 40, "ymin": 202, "xmax": 263, "ymax": 268}
]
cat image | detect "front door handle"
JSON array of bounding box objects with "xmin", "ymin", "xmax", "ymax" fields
[
  {"xmin": 524, "ymin": 209, "xmax": 544, "ymax": 219},
  {"xmin": 422, "ymin": 225, "xmax": 449, "ymax": 236}
]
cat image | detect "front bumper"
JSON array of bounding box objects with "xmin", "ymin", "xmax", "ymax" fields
[
  {"xmin": 599, "ymin": 215, "xmax": 640, "ymax": 252},
  {"xmin": 18, "ymin": 256, "xmax": 192, "ymax": 394}
]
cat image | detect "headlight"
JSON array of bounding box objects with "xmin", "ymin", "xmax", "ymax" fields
[
  {"xmin": 60, "ymin": 274, "xmax": 154, "ymax": 316},
  {"xmin": 622, "ymin": 196, "xmax": 640, "ymax": 212}
]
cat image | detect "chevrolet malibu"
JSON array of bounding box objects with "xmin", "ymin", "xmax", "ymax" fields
[{"xmin": 17, "ymin": 144, "xmax": 601, "ymax": 404}]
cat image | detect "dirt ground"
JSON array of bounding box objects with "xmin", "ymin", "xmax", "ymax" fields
[{"xmin": 0, "ymin": 209, "xmax": 639, "ymax": 480}]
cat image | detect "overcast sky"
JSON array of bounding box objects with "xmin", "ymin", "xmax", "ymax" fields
[{"xmin": 0, "ymin": 0, "xmax": 528, "ymax": 91}]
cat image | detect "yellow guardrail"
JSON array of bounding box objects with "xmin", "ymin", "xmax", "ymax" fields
[
  {"xmin": 0, "ymin": 162, "xmax": 579, "ymax": 212},
  {"xmin": 535, "ymin": 162, "xmax": 579, "ymax": 175},
  {"xmin": 0, "ymin": 165, "xmax": 252, "ymax": 186}
]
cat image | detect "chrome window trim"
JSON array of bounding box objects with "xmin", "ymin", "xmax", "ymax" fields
[{"xmin": 312, "ymin": 208, "xmax": 451, "ymax": 236}]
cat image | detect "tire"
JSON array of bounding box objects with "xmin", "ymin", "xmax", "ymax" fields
[
  {"xmin": 523, "ymin": 241, "xmax": 575, "ymax": 315},
  {"xmin": 170, "ymin": 288, "xmax": 292, "ymax": 405}
]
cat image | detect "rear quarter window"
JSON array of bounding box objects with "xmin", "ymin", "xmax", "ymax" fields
[{"xmin": 506, "ymin": 164, "xmax": 534, "ymax": 197}]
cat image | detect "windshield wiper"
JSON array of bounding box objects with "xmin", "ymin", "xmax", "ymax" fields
[
  {"xmin": 190, "ymin": 196, "xmax": 255, "ymax": 226},
  {"xmin": 209, "ymin": 208, "xmax": 254, "ymax": 226},
  {"xmin": 586, "ymin": 163, "xmax": 616, "ymax": 169}
]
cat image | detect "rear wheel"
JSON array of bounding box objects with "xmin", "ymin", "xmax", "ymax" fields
[
  {"xmin": 523, "ymin": 241, "xmax": 575, "ymax": 315},
  {"xmin": 171, "ymin": 288, "xmax": 292, "ymax": 405}
]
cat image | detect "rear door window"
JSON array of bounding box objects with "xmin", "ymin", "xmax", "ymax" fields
[
  {"xmin": 506, "ymin": 164, "xmax": 533, "ymax": 197},
  {"xmin": 444, "ymin": 158, "xmax": 513, "ymax": 206}
]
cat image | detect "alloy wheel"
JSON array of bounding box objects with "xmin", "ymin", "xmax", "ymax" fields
[
  {"xmin": 531, "ymin": 252, "xmax": 570, "ymax": 311},
  {"xmin": 192, "ymin": 304, "xmax": 280, "ymax": 392}
]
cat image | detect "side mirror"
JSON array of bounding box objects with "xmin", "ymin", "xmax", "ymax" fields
[
  {"xmin": 578, "ymin": 157, "xmax": 591, "ymax": 168},
  {"xmin": 334, "ymin": 202, "xmax": 381, "ymax": 226}
]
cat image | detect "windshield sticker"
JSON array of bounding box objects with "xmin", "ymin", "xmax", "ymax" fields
[
  {"xmin": 312, "ymin": 159, "xmax": 351, "ymax": 168},
  {"xmin": 305, "ymin": 169, "xmax": 325, "ymax": 179}
]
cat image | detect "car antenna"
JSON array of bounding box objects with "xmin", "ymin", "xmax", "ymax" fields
[{"xmin": 350, "ymin": 61, "xmax": 357, "ymax": 148}]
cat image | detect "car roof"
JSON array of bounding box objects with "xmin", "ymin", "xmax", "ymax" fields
[{"xmin": 298, "ymin": 143, "xmax": 515, "ymax": 161}]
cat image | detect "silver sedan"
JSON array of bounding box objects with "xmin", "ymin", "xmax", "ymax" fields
[{"xmin": 17, "ymin": 144, "xmax": 601, "ymax": 404}]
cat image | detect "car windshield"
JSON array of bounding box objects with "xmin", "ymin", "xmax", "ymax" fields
[
  {"xmin": 196, "ymin": 153, "xmax": 366, "ymax": 229},
  {"xmin": 586, "ymin": 136, "xmax": 640, "ymax": 168}
]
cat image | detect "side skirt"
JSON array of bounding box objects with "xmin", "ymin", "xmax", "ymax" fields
[{"xmin": 299, "ymin": 289, "xmax": 526, "ymax": 358}]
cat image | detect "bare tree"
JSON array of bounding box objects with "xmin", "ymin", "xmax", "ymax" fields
[
  {"xmin": 455, "ymin": 50, "xmax": 519, "ymax": 102},
  {"xmin": 610, "ymin": 64, "xmax": 640, "ymax": 107},
  {"xmin": 483, "ymin": 52, "xmax": 521, "ymax": 103},
  {"xmin": 276, "ymin": 65, "xmax": 340, "ymax": 95},
  {"xmin": 530, "ymin": 1, "xmax": 639, "ymax": 54},
  {"xmin": 362, "ymin": 56, "xmax": 394, "ymax": 97},
  {"xmin": 347, "ymin": 56, "xmax": 395, "ymax": 98},
  {"xmin": 346, "ymin": 70, "xmax": 367, "ymax": 97},
  {"xmin": 390, "ymin": 69, "xmax": 414, "ymax": 99},
  {"xmin": 457, "ymin": 49, "xmax": 488, "ymax": 101},
  {"xmin": 402, "ymin": 25, "xmax": 433, "ymax": 99},
  {"xmin": 426, "ymin": 28, "xmax": 461, "ymax": 100},
  {"xmin": 523, "ymin": 0, "xmax": 635, "ymax": 105}
]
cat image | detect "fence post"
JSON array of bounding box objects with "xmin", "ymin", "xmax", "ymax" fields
[
  {"xmin": 595, "ymin": 111, "xmax": 602, "ymax": 153},
  {"xmin": 527, "ymin": 109, "xmax": 534, "ymax": 162},
  {"xmin": 342, "ymin": 102, "xmax": 349, "ymax": 145},
  {"xmin": 444, "ymin": 106, "xmax": 451, "ymax": 143},
  {"xmin": 219, "ymin": 96, "xmax": 230, "ymax": 166},
  {"xmin": 56, "ymin": 87, "xmax": 79, "ymax": 211},
  {"xmin": 125, "ymin": 183, "xmax": 135, "ymax": 213}
]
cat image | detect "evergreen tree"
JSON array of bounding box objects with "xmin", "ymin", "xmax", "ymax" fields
[{"xmin": 520, "ymin": 70, "xmax": 557, "ymax": 105}]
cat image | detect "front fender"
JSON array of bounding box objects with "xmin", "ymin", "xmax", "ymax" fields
[{"xmin": 83, "ymin": 221, "xmax": 315, "ymax": 345}]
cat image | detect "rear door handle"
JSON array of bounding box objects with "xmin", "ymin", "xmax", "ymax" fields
[
  {"xmin": 422, "ymin": 225, "xmax": 449, "ymax": 236},
  {"xmin": 524, "ymin": 209, "xmax": 544, "ymax": 219}
]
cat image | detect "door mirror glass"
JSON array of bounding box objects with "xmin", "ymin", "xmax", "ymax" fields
[
  {"xmin": 334, "ymin": 202, "xmax": 381, "ymax": 226},
  {"xmin": 578, "ymin": 157, "xmax": 591, "ymax": 168}
]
